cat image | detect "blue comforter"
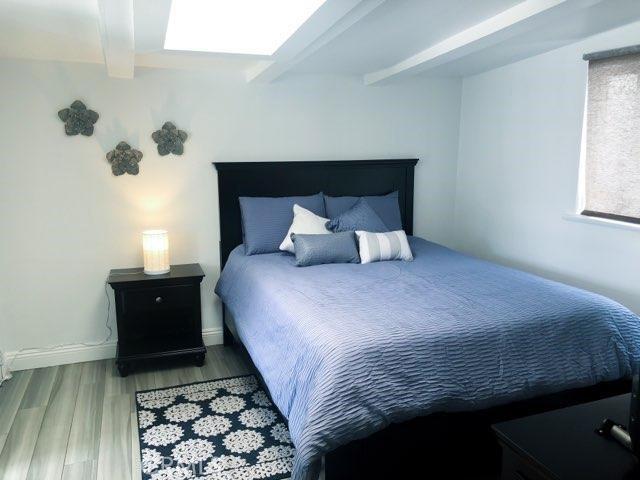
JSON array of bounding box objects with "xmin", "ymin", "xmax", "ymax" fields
[{"xmin": 215, "ymin": 237, "xmax": 640, "ymax": 480}]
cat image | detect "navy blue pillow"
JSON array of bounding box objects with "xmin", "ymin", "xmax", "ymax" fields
[
  {"xmin": 324, "ymin": 191, "xmax": 402, "ymax": 230},
  {"xmin": 326, "ymin": 198, "xmax": 388, "ymax": 233},
  {"xmin": 291, "ymin": 232, "xmax": 360, "ymax": 267},
  {"xmin": 239, "ymin": 193, "xmax": 325, "ymax": 255}
]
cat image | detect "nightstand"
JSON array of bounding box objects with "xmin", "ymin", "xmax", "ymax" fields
[
  {"xmin": 492, "ymin": 394, "xmax": 638, "ymax": 480},
  {"xmin": 107, "ymin": 263, "xmax": 206, "ymax": 377}
]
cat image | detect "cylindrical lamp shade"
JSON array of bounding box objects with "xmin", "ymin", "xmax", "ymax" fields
[{"xmin": 142, "ymin": 230, "xmax": 170, "ymax": 275}]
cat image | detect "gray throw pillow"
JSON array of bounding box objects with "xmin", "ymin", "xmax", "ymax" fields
[
  {"xmin": 291, "ymin": 232, "xmax": 360, "ymax": 267},
  {"xmin": 325, "ymin": 198, "xmax": 388, "ymax": 233},
  {"xmin": 324, "ymin": 191, "xmax": 402, "ymax": 230}
]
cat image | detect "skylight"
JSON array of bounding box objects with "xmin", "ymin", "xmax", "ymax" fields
[{"xmin": 164, "ymin": 0, "xmax": 327, "ymax": 56}]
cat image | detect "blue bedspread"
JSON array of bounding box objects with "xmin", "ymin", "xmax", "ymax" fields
[{"xmin": 215, "ymin": 237, "xmax": 640, "ymax": 480}]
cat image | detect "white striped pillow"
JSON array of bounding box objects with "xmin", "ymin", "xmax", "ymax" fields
[{"xmin": 355, "ymin": 230, "xmax": 413, "ymax": 264}]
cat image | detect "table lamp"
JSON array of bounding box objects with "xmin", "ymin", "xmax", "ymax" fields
[{"xmin": 142, "ymin": 229, "xmax": 170, "ymax": 275}]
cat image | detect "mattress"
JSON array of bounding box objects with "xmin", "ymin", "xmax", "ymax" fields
[{"xmin": 215, "ymin": 237, "xmax": 640, "ymax": 480}]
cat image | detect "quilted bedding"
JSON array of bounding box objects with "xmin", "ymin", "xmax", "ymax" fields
[{"xmin": 215, "ymin": 237, "xmax": 640, "ymax": 479}]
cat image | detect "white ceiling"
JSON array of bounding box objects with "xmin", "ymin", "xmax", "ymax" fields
[
  {"xmin": 291, "ymin": 0, "xmax": 523, "ymax": 75},
  {"xmin": 0, "ymin": 0, "xmax": 639, "ymax": 83},
  {"xmin": 426, "ymin": 0, "xmax": 640, "ymax": 77}
]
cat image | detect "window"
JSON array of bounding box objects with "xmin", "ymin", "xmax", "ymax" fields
[
  {"xmin": 164, "ymin": 0, "xmax": 327, "ymax": 56},
  {"xmin": 582, "ymin": 46, "xmax": 640, "ymax": 225}
]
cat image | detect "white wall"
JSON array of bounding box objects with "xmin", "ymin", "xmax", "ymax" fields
[
  {"xmin": 455, "ymin": 21, "xmax": 640, "ymax": 314},
  {"xmin": 0, "ymin": 58, "xmax": 462, "ymax": 364}
]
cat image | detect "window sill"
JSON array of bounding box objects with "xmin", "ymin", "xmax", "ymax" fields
[{"xmin": 563, "ymin": 213, "xmax": 640, "ymax": 233}]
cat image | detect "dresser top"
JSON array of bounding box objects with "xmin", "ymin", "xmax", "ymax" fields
[
  {"xmin": 107, "ymin": 263, "xmax": 204, "ymax": 285},
  {"xmin": 493, "ymin": 393, "xmax": 638, "ymax": 479}
]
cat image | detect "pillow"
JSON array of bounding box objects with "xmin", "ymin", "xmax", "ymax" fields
[
  {"xmin": 291, "ymin": 232, "xmax": 360, "ymax": 267},
  {"xmin": 279, "ymin": 204, "xmax": 331, "ymax": 253},
  {"xmin": 355, "ymin": 230, "xmax": 413, "ymax": 264},
  {"xmin": 326, "ymin": 198, "xmax": 388, "ymax": 233},
  {"xmin": 324, "ymin": 191, "xmax": 402, "ymax": 230},
  {"xmin": 239, "ymin": 193, "xmax": 325, "ymax": 255}
]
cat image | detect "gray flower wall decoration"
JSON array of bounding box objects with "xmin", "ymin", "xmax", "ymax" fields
[
  {"xmin": 106, "ymin": 142, "xmax": 143, "ymax": 176},
  {"xmin": 152, "ymin": 122, "xmax": 188, "ymax": 155},
  {"xmin": 58, "ymin": 100, "xmax": 99, "ymax": 136}
]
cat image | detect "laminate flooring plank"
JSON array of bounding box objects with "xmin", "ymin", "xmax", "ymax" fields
[
  {"xmin": 18, "ymin": 367, "xmax": 58, "ymax": 410},
  {"xmin": 104, "ymin": 359, "xmax": 137, "ymax": 414},
  {"xmin": 135, "ymin": 369, "xmax": 158, "ymax": 393},
  {"xmin": 104, "ymin": 360, "xmax": 135, "ymax": 397},
  {"xmin": 65, "ymin": 363, "xmax": 106, "ymax": 465},
  {"xmin": 80, "ymin": 360, "xmax": 105, "ymax": 385},
  {"xmin": 153, "ymin": 368, "xmax": 182, "ymax": 389},
  {"xmin": 0, "ymin": 371, "xmax": 33, "ymax": 454},
  {"xmin": 61, "ymin": 460, "xmax": 96, "ymax": 480},
  {"xmin": 0, "ymin": 407, "xmax": 46, "ymax": 480},
  {"xmin": 130, "ymin": 412, "xmax": 141, "ymax": 480},
  {"xmin": 176, "ymin": 364, "xmax": 205, "ymax": 385},
  {"xmin": 96, "ymin": 393, "xmax": 131, "ymax": 480},
  {"xmin": 26, "ymin": 363, "xmax": 82, "ymax": 480},
  {"xmin": 205, "ymin": 346, "xmax": 254, "ymax": 380},
  {"xmin": 203, "ymin": 346, "xmax": 234, "ymax": 379}
]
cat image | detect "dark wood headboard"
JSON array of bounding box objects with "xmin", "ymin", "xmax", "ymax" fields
[{"xmin": 213, "ymin": 159, "xmax": 419, "ymax": 268}]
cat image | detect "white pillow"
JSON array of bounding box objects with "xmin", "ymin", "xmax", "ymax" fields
[
  {"xmin": 279, "ymin": 204, "xmax": 331, "ymax": 253},
  {"xmin": 355, "ymin": 230, "xmax": 413, "ymax": 264}
]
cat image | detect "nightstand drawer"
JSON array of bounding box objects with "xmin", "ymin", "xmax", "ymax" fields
[
  {"xmin": 118, "ymin": 284, "xmax": 199, "ymax": 341},
  {"xmin": 122, "ymin": 284, "xmax": 195, "ymax": 314}
]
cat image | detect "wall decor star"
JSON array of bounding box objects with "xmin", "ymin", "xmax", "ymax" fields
[
  {"xmin": 106, "ymin": 141, "xmax": 143, "ymax": 176},
  {"xmin": 57, "ymin": 100, "xmax": 99, "ymax": 136},
  {"xmin": 152, "ymin": 122, "xmax": 188, "ymax": 156}
]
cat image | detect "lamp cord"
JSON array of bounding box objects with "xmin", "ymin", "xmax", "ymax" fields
[{"xmin": 0, "ymin": 280, "xmax": 117, "ymax": 384}]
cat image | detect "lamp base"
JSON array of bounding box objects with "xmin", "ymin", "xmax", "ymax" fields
[{"xmin": 144, "ymin": 267, "xmax": 170, "ymax": 275}]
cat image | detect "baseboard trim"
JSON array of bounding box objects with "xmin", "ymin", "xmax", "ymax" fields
[
  {"xmin": 7, "ymin": 328, "xmax": 224, "ymax": 371},
  {"xmin": 201, "ymin": 327, "xmax": 224, "ymax": 347}
]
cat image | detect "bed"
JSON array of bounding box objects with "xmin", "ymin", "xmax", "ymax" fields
[{"xmin": 213, "ymin": 159, "xmax": 640, "ymax": 480}]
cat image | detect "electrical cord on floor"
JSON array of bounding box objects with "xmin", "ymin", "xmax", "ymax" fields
[{"xmin": 0, "ymin": 281, "xmax": 116, "ymax": 385}]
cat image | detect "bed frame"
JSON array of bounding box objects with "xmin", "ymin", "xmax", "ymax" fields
[{"xmin": 213, "ymin": 159, "xmax": 628, "ymax": 479}]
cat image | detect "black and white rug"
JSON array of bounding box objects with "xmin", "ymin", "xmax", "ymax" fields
[{"xmin": 135, "ymin": 375, "xmax": 294, "ymax": 480}]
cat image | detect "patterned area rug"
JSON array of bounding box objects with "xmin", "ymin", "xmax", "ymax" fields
[{"xmin": 136, "ymin": 375, "xmax": 294, "ymax": 480}]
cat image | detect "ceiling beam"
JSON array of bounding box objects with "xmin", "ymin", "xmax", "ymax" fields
[
  {"xmin": 97, "ymin": 0, "xmax": 135, "ymax": 79},
  {"xmin": 364, "ymin": 0, "xmax": 604, "ymax": 85},
  {"xmin": 247, "ymin": 0, "xmax": 385, "ymax": 83}
]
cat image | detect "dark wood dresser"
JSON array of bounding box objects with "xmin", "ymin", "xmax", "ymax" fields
[
  {"xmin": 107, "ymin": 263, "xmax": 206, "ymax": 376},
  {"xmin": 493, "ymin": 393, "xmax": 638, "ymax": 479}
]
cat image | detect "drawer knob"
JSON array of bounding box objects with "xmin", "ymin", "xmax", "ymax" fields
[{"xmin": 155, "ymin": 296, "xmax": 163, "ymax": 304}]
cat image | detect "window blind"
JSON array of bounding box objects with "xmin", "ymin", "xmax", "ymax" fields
[{"xmin": 583, "ymin": 48, "xmax": 640, "ymax": 224}]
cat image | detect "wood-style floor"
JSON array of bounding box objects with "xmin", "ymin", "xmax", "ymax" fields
[{"xmin": 0, "ymin": 345, "xmax": 254, "ymax": 480}]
